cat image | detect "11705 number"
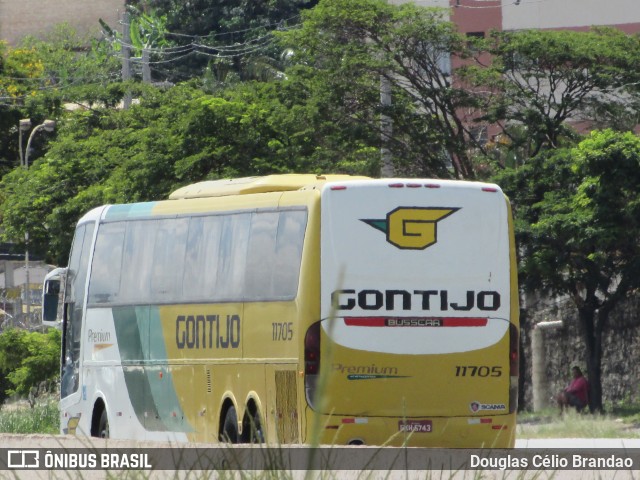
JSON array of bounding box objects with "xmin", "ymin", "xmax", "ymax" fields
[{"xmin": 455, "ymin": 366, "xmax": 502, "ymax": 377}]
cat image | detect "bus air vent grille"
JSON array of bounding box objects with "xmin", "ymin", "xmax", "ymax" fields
[{"xmin": 206, "ymin": 369, "xmax": 212, "ymax": 394}]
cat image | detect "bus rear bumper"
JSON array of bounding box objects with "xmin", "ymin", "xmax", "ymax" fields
[{"xmin": 308, "ymin": 412, "xmax": 516, "ymax": 448}]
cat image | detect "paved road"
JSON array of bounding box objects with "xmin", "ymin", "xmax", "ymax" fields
[{"xmin": 517, "ymin": 437, "xmax": 640, "ymax": 448}]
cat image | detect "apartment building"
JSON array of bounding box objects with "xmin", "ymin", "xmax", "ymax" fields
[
  {"xmin": 500, "ymin": 0, "xmax": 640, "ymax": 33},
  {"xmin": 391, "ymin": 0, "xmax": 640, "ymax": 34},
  {"xmin": 0, "ymin": 0, "xmax": 124, "ymax": 45}
]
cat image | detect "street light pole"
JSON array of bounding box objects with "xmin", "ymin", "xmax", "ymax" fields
[
  {"xmin": 18, "ymin": 119, "xmax": 55, "ymax": 325},
  {"xmin": 18, "ymin": 119, "xmax": 31, "ymax": 168},
  {"xmin": 24, "ymin": 119, "xmax": 55, "ymax": 168}
]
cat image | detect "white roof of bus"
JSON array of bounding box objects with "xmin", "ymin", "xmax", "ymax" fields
[{"xmin": 76, "ymin": 205, "xmax": 107, "ymax": 225}]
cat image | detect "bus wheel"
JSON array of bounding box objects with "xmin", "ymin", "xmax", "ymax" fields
[
  {"xmin": 242, "ymin": 409, "xmax": 264, "ymax": 443},
  {"xmin": 220, "ymin": 406, "xmax": 239, "ymax": 443},
  {"xmin": 98, "ymin": 410, "xmax": 109, "ymax": 438}
]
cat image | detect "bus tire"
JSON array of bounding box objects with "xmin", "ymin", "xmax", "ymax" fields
[
  {"xmin": 98, "ymin": 409, "xmax": 109, "ymax": 438},
  {"xmin": 220, "ymin": 406, "xmax": 239, "ymax": 443},
  {"xmin": 242, "ymin": 409, "xmax": 264, "ymax": 443}
]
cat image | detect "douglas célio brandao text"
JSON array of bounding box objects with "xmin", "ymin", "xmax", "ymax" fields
[{"xmin": 470, "ymin": 453, "xmax": 634, "ymax": 470}]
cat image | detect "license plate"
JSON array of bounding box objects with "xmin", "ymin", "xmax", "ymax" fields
[{"xmin": 398, "ymin": 420, "xmax": 432, "ymax": 433}]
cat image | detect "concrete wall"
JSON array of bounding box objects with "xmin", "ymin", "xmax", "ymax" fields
[
  {"xmin": 0, "ymin": 0, "xmax": 124, "ymax": 45},
  {"xmin": 520, "ymin": 292, "xmax": 640, "ymax": 411}
]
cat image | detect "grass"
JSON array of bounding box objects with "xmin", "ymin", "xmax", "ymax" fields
[
  {"xmin": 0, "ymin": 400, "xmax": 639, "ymax": 478},
  {"xmin": 517, "ymin": 405, "xmax": 640, "ymax": 439},
  {"xmin": 0, "ymin": 397, "xmax": 59, "ymax": 434},
  {"xmin": 3, "ymin": 396, "xmax": 640, "ymax": 441}
]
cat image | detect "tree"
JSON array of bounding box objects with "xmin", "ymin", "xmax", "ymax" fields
[
  {"xmin": 0, "ymin": 42, "xmax": 48, "ymax": 173},
  {"xmin": 0, "ymin": 328, "xmax": 61, "ymax": 405},
  {"xmin": 132, "ymin": 0, "xmax": 318, "ymax": 38},
  {"xmin": 465, "ymin": 28, "xmax": 640, "ymax": 163},
  {"xmin": 495, "ymin": 130, "xmax": 640, "ymax": 412},
  {"xmin": 278, "ymin": 0, "xmax": 486, "ymax": 178},
  {"xmin": 0, "ymin": 81, "xmax": 379, "ymax": 264},
  {"xmin": 0, "ymin": 26, "xmax": 121, "ymax": 175},
  {"xmin": 0, "ymin": 83, "xmax": 188, "ymax": 264},
  {"xmin": 125, "ymin": 0, "xmax": 319, "ymax": 82},
  {"xmin": 19, "ymin": 25, "xmax": 121, "ymax": 92}
]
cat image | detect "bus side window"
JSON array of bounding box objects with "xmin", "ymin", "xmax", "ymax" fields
[
  {"xmin": 119, "ymin": 220, "xmax": 157, "ymax": 303},
  {"xmin": 245, "ymin": 209, "xmax": 307, "ymax": 301},
  {"xmin": 273, "ymin": 210, "xmax": 307, "ymax": 299},
  {"xmin": 245, "ymin": 212, "xmax": 279, "ymax": 299},
  {"xmin": 183, "ymin": 216, "xmax": 223, "ymax": 300},
  {"xmin": 151, "ymin": 218, "xmax": 188, "ymax": 301},
  {"xmin": 215, "ymin": 214, "xmax": 250, "ymax": 301},
  {"xmin": 61, "ymin": 223, "xmax": 95, "ymax": 398},
  {"xmin": 88, "ymin": 222, "xmax": 125, "ymax": 304}
]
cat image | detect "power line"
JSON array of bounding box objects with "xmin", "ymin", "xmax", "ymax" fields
[
  {"xmin": 151, "ymin": 14, "xmax": 302, "ymax": 41},
  {"xmin": 131, "ymin": 50, "xmax": 196, "ymax": 65},
  {"xmin": 1, "ymin": 26, "xmax": 289, "ymax": 103},
  {"xmin": 0, "ymin": 73, "xmax": 121, "ymax": 106}
]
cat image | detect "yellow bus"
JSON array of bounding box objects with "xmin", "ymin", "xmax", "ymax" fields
[{"xmin": 42, "ymin": 174, "xmax": 519, "ymax": 447}]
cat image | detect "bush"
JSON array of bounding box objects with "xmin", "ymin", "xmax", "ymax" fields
[
  {"xmin": 0, "ymin": 328, "xmax": 60, "ymax": 405},
  {"xmin": 0, "ymin": 399, "xmax": 58, "ymax": 434}
]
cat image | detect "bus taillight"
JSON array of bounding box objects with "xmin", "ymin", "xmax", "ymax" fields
[
  {"xmin": 305, "ymin": 322, "xmax": 321, "ymax": 375},
  {"xmin": 304, "ymin": 322, "xmax": 321, "ymax": 409},
  {"xmin": 509, "ymin": 323, "xmax": 519, "ymax": 413}
]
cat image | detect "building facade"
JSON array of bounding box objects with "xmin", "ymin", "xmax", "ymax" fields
[
  {"xmin": 391, "ymin": 0, "xmax": 640, "ymax": 34},
  {"xmin": 0, "ymin": 0, "xmax": 124, "ymax": 45},
  {"xmin": 500, "ymin": 0, "xmax": 640, "ymax": 33}
]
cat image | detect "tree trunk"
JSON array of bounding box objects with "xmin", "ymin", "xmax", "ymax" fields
[{"xmin": 578, "ymin": 306, "xmax": 604, "ymax": 413}]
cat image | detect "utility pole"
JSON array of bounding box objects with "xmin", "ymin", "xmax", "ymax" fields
[
  {"xmin": 380, "ymin": 74, "xmax": 394, "ymax": 178},
  {"xmin": 20, "ymin": 119, "xmax": 55, "ymax": 326},
  {"xmin": 121, "ymin": 11, "xmax": 132, "ymax": 109},
  {"xmin": 142, "ymin": 48, "xmax": 151, "ymax": 83}
]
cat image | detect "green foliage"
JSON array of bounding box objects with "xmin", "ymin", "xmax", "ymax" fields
[
  {"xmin": 20, "ymin": 25, "xmax": 120, "ymax": 90},
  {"xmin": 495, "ymin": 130, "xmax": 640, "ymax": 411},
  {"xmin": 100, "ymin": 6, "xmax": 171, "ymax": 68},
  {"xmin": 497, "ymin": 130, "xmax": 640, "ymax": 300},
  {"xmin": 0, "ymin": 80, "xmax": 380, "ymax": 263},
  {"xmin": 465, "ymin": 28, "xmax": 640, "ymax": 162},
  {"xmin": 127, "ymin": 6, "xmax": 170, "ymax": 54},
  {"xmin": 0, "ymin": 328, "xmax": 61, "ymax": 401},
  {"xmin": 278, "ymin": 0, "xmax": 480, "ymax": 178},
  {"xmin": 0, "ymin": 25, "xmax": 122, "ymax": 176},
  {"xmin": 124, "ymin": 0, "xmax": 318, "ymax": 82},
  {"xmin": 0, "ymin": 400, "xmax": 59, "ymax": 434},
  {"xmin": 135, "ymin": 0, "xmax": 317, "ymax": 39},
  {"xmin": 0, "ymin": 44, "xmax": 44, "ymax": 99}
]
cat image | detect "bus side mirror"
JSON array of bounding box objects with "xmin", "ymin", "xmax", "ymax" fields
[{"xmin": 42, "ymin": 268, "xmax": 66, "ymax": 327}]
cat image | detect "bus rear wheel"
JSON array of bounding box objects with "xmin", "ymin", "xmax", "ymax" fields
[
  {"xmin": 242, "ymin": 409, "xmax": 264, "ymax": 443},
  {"xmin": 220, "ymin": 406, "xmax": 239, "ymax": 443},
  {"xmin": 97, "ymin": 409, "xmax": 109, "ymax": 438}
]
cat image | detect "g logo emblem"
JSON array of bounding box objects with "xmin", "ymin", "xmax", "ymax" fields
[{"xmin": 362, "ymin": 207, "xmax": 458, "ymax": 250}]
